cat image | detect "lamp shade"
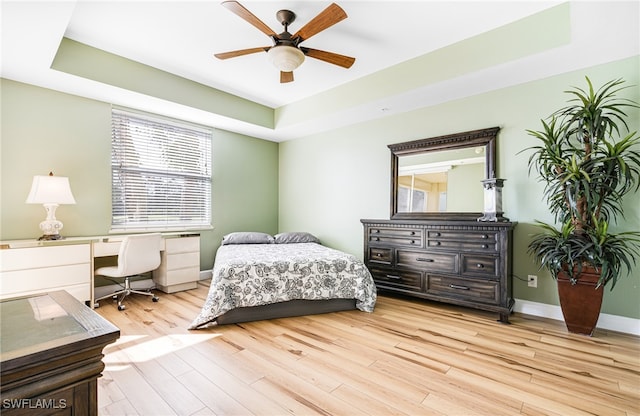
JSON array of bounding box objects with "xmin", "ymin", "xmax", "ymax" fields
[
  {"xmin": 26, "ymin": 175, "xmax": 76, "ymax": 205},
  {"xmin": 267, "ymin": 45, "xmax": 305, "ymax": 72}
]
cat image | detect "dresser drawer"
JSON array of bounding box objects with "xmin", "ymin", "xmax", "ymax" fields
[
  {"xmin": 369, "ymin": 227, "xmax": 423, "ymax": 247},
  {"xmin": 369, "ymin": 267, "xmax": 422, "ymax": 292},
  {"xmin": 370, "ymin": 227, "xmax": 422, "ymax": 238},
  {"xmin": 397, "ymin": 250, "xmax": 457, "ymax": 273},
  {"xmin": 369, "ymin": 235, "xmax": 422, "ymax": 247},
  {"xmin": 368, "ymin": 247, "xmax": 392, "ymax": 264},
  {"xmin": 427, "ymin": 230, "xmax": 497, "ymax": 241},
  {"xmin": 427, "ymin": 231, "xmax": 498, "ymax": 252},
  {"xmin": 427, "ymin": 275, "xmax": 499, "ymax": 304},
  {"xmin": 427, "ymin": 239, "xmax": 497, "ymax": 252},
  {"xmin": 461, "ymin": 254, "xmax": 498, "ymax": 277}
]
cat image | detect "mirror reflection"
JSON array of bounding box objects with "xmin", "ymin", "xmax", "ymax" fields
[
  {"xmin": 389, "ymin": 127, "xmax": 499, "ymax": 220},
  {"xmin": 397, "ymin": 147, "xmax": 485, "ymax": 213}
]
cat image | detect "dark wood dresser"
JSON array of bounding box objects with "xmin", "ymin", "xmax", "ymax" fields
[
  {"xmin": 0, "ymin": 290, "xmax": 120, "ymax": 416},
  {"xmin": 362, "ymin": 219, "xmax": 516, "ymax": 322}
]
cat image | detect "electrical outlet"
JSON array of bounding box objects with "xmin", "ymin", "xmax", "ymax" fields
[{"xmin": 528, "ymin": 275, "xmax": 538, "ymax": 288}]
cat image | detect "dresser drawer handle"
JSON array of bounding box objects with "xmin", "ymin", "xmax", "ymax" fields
[
  {"xmin": 433, "ymin": 241, "xmax": 441, "ymax": 246},
  {"xmin": 481, "ymin": 244, "xmax": 489, "ymax": 249},
  {"xmin": 375, "ymin": 237, "xmax": 380, "ymax": 241},
  {"xmin": 410, "ymin": 240, "xmax": 416, "ymax": 244},
  {"xmin": 386, "ymin": 275, "xmax": 402, "ymax": 280},
  {"xmin": 433, "ymin": 232, "xmax": 441, "ymax": 237},
  {"xmin": 481, "ymin": 234, "xmax": 489, "ymax": 239},
  {"xmin": 375, "ymin": 253, "xmax": 383, "ymax": 257},
  {"xmin": 416, "ymin": 257, "xmax": 434, "ymax": 262},
  {"xmin": 374, "ymin": 229, "xmax": 380, "ymax": 233},
  {"xmin": 410, "ymin": 231, "xmax": 416, "ymax": 235},
  {"xmin": 476, "ymin": 263, "xmax": 485, "ymax": 268},
  {"xmin": 450, "ymin": 284, "xmax": 470, "ymax": 290}
]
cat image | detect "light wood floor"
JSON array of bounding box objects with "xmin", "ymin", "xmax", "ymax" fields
[{"xmin": 95, "ymin": 280, "xmax": 640, "ymax": 416}]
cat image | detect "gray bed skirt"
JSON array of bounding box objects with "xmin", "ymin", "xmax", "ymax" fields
[{"xmin": 215, "ymin": 298, "xmax": 357, "ymax": 325}]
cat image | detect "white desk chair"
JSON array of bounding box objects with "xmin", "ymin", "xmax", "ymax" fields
[{"xmin": 94, "ymin": 233, "xmax": 162, "ymax": 310}]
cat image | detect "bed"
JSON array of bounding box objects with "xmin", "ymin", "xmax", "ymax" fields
[{"xmin": 188, "ymin": 232, "xmax": 377, "ymax": 329}]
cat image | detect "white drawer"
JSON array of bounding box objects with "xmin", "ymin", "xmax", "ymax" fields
[
  {"xmin": 92, "ymin": 238, "xmax": 165, "ymax": 257},
  {"xmin": 154, "ymin": 266, "xmax": 199, "ymax": 286},
  {"xmin": 92, "ymin": 241, "xmax": 122, "ymax": 257},
  {"xmin": 0, "ymin": 283, "xmax": 90, "ymax": 303},
  {"xmin": 0, "ymin": 244, "xmax": 90, "ymax": 272},
  {"xmin": 0, "ymin": 263, "xmax": 91, "ymax": 297},
  {"xmin": 164, "ymin": 236, "xmax": 199, "ymax": 254},
  {"xmin": 165, "ymin": 251, "xmax": 200, "ymax": 270}
]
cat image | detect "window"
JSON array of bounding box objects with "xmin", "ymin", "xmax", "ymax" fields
[
  {"xmin": 398, "ymin": 186, "xmax": 427, "ymax": 213},
  {"xmin": 111, "ymin": 108, "xmax": 212, "ymax": 231}
]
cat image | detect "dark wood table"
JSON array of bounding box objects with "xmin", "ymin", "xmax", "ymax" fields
[{"xmin": 1, "ymin": 290, "xmax": 120, "ymax": 416}]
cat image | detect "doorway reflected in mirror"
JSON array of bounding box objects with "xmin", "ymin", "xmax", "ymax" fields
[{"xmin": 396, "ymin": 146, "xmax": 484, "ymax": 213}]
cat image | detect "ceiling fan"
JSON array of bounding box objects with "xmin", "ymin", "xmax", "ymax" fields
[{"xmin": 214, "ymin": 1, "xmax": 355, "ymax": 83}]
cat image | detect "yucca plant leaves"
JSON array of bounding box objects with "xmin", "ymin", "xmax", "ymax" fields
[{"xmin": 524, "ymin": 76, "xmax": 640, "ymax": 289}]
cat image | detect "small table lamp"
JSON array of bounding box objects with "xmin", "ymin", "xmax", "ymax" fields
[{"xmin": 26, "ymin": 172, "xmax": 76, "ymax": 240}]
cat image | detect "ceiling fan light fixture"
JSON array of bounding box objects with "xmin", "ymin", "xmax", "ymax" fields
[{"xmin": 267, "ymin": 45, "xmax": 305, "ymax": 72}]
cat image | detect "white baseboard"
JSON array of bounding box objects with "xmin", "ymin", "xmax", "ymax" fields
[
  {"xmin": 514, "ymin": 298, "xmax": 640, "ymax": 336},
  {"xmin": 199, "ymin": 270, "xmax": 212, "ymax": 280}
]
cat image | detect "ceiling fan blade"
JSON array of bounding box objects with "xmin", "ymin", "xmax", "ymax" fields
[
  {"xmin": 291, "ymin": 3, "xmax": 347, "ymax": 43},
  {"xmin": 221, "ymin": 1, "xmax": 277, "ymax": 38},
  {"xmin": 214, "ymin": 47, "xmax": 270, "ymax": 60},
  {"xmin": 300, "ymin": 47, "xmax": 355, "ymax": 68},
  {"xmin": 280, "ymin": 71, "xmax": 294, "ymax": 83}
]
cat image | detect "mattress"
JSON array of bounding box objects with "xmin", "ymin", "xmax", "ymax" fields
[{"xmin": 189, "ymin": 242, "xmax": 376, "ymax": 329}]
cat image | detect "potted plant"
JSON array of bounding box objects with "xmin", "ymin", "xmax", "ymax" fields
[{"xmin": 524, "ymin": 76, "xmax": 640, "ymax": 335}]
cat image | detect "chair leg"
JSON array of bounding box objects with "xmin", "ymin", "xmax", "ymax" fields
[
  {"xmin": 116, "ymin": 277, "xmax": 159, "ymax": 310},
  {"xmin": 129, "ymin": 278, "xmax": 159, "ymax": 301},
  {"xmin": 112, "ymin": 276, "xmax": 129, "ymax": 310},
  {"xmin": 95, "ymin": 285, "xmax": 127, "ymax": 306},
  {"xmin": 116, "ymin": 290, "xmax": 128, "ymax": 311},
  {"xmin": 129, "ymin": 289, "xmax": 160, "ymax": 302},
  {"xmin": 95, "ymin": 276, "xmax": 159, "ymax": 310}
]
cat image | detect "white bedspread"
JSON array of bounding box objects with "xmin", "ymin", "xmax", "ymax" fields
[{"xmin": 189, "ymin": 243, "xmax": 376, "ymax": 329}]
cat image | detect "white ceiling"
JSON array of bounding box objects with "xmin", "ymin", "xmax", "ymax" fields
[
  {"xmin": 65, "ymin": 0, "xmax": 565, "ymax": 107},
  {"xmin": 2, "ymin": 1, "xmax": 638, "ymax": 142}
]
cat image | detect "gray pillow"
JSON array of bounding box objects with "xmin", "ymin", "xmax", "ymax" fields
[
  {"xmin": 274, "ymin": 232, "xmax": 320, "ymax": 244},
  {"xmin": 221, "ymin": 232, "xmax": 275, "ymax": 245}
]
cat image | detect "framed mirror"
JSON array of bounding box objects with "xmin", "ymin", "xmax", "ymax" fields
[{"xmin": 389, "ymin": 127, "xmax": 499, "ymax": 220}]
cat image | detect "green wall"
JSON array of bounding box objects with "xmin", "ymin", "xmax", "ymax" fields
[
  {"xmin": 0, "ymin": 79, "xmax": 279, "ymax": 271},
  {"xmin": 1, "ymin": 57, "xmax": 638, "ymax": 320},
  {"xmin": 52, "ymin": 38, "xmax": 274, "ymax": 129},
  {"xmin": 279, "ymin": 56, "xmax": 640, "ymax": 319}
]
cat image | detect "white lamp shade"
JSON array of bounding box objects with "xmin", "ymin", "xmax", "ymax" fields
[
  {"xmin": 267, "ymin": 45, "xmax": 305, "ymax": 72},
  {"xmin": 26, "ymin": 175, "xmax": 76, "ymax": 205}
]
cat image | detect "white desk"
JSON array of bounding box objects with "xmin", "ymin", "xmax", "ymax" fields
[{"xmin": 0, "ymin": 233, "xmax": 200, "ymax": 306}]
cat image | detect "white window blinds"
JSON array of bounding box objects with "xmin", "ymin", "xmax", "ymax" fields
[{"xmin": 111, "ymin": 108, "xmax": 212, "ymax": 231}]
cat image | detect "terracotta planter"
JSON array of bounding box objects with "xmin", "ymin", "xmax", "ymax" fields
[{"xmin": 557, "ymin": 265, "xmax": 604, "ymax": 336}]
